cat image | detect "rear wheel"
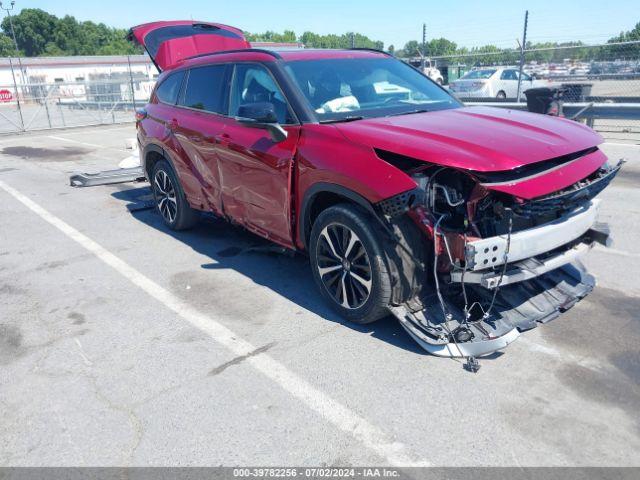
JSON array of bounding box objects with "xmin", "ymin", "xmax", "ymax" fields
[
  {"xmin": 496, "ymin": 90, "xmax": 507, "ymax": 99},
  {"xmin": 310, "ymin": 204, "xmax": 392, "ymax": 324},
  {"xmin": 151, "ymin": 159, "xmax": 199, "ymax": 230}
]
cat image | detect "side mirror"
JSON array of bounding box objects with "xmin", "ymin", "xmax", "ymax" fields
[{"xmin": 236, "ymin": 102, "xmax": 288, "ymax": 143}]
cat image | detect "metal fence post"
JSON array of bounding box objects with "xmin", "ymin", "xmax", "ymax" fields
[
  {"xmin": 127, "ymin": 55, "xmax": 136, "ymax": 111},
  {"xmin": 8, "ymin": 57, "xmax": 24, "ymax": 131},
  {"xmin": 516, "ymin": 10, "xmax": 529, "ymax": 103},
  {"xmin": 44, "ymin": 96, "xmax": 52, "ymax": 128},
  {"xmin": 58, "ymin": 101, "xmax": 66, "ymax": 127}
]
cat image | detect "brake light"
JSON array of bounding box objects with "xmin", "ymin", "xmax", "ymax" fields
[{"xmin": 471, "ymin": 81, "xmax": 486, "ymax": 89}]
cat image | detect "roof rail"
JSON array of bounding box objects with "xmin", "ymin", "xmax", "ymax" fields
[
  {"xmin": 347, "ymin": 47, "xmax": 390, "ymax": 56},
  {"xmin": 184, "ymin": 48, "xmax": 283, "ymax": 62}
]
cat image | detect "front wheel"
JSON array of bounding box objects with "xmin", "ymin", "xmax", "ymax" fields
[{"xmin": 309, "ymin": 204, "xmax": 392, "ymax": 324}]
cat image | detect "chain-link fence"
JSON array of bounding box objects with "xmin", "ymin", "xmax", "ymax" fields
[
  {"xmin": 431, "ymin": 40, "xmax": 640, "ymax": 141},
  {"xmin": 0, "ymin": 40, "xmax": 638, "ymax": 140},
  {"xmin": 0, "ymin": 69, "xmax": 154, "ymax": 134}
]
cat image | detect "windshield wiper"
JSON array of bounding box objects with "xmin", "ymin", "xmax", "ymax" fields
[
  {"xmin": 319, "ymin": 115, "xmax": 364, "ymax": 124},
  {"xmin": 387, "ymin": 108, "xmax": 430, "ymax": 117}
]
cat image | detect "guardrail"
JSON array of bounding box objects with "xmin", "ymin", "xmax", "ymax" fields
[{"xmin": 463, "ymin": 101, "xmax": 640, "ymax": 128}]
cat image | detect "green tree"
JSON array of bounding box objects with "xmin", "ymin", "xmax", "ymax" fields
[
  {"xmin": 0, "ymin": 9, "xmax": 141, "ymax": 57},
  {"xmin": 426, "ymin": 38, "xmax": 457, "ymax": 57},
  {"xmin": 401, "ymin": 40, "xmax": 420, "ymax": 57},
  {"xmin": 1, "ymin": 8, "xmax": 57, "ymax": 56},
  {"xmin": 0, "ymin": 34, "xmax": 15, "ymax": 56},
  {"xmin": 605, "ymin": 22, "xmax": 640, "ymax": 59}
]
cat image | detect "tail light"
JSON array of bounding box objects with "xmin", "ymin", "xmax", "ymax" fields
[
  {"xmin": 471, "ymin": 81, "xmax": 486, "ymax": 89},
  {"xmin": 135, "ymin": 108, "xmax": 147, "ymax": 122}
]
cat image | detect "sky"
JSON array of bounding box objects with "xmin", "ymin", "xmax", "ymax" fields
[{"xmin": 18, "ymin": 0, "xmax": 640, "ymax": 50}]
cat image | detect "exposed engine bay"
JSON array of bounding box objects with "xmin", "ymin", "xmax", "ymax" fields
[{"xmin": 375, "ymin": 147, "xmax": 623, "ymax": 364}]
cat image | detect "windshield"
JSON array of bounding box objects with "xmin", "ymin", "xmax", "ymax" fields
[
  {"xmin": 284, "ymin": 57, "xmax": 460, "ymax": 122},
  {"xmin": 460, "ymin": 69, "xmax": 496, "ymax": 80}
]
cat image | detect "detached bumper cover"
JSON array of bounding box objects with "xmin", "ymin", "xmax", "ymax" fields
[{"xmin": 391, "ymin": 263, "xmax": 595, "ymax": 358}]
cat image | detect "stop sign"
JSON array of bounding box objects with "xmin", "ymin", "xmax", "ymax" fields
[{"xmin": 0, "ymin": 89, "xmax": 13, "ymax": 102}]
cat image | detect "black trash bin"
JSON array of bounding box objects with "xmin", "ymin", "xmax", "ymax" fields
[
  {"xmin": 524, "ymin": 87, "xmax": 557, "ymax": 114},
  {"xmin": 560, "ymin": 83, "xmax": 593, "ymax": 102}
]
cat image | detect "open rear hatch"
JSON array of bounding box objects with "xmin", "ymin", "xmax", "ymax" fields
[{"xmin": 127, "ymin": 21, "xmax": 250, "ymax": 71}]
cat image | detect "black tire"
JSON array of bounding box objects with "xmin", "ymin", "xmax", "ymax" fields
[
  {"xmin": 496, "ymin": 90, "xmax": 507, "ymax": 99},
  {"xmin": 151, "ymin": 159, "xmax": 199, "ymax": 230},
  {"xmin": 309, "ymin": 204, "xmax": 392, "ymax": 324}
]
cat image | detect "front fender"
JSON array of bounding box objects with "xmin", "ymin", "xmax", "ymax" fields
[{"xmin": 295, "ymin": 124, "xmax": 417, "ymax": 248}]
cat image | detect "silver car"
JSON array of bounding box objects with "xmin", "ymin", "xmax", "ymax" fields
[{"xmin": 449, "ymin": 66, "xmax": 545, "ymax": 99}]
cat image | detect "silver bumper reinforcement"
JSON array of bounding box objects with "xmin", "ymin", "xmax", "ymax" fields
[
  {"xmin": 451, "ymin": 241, "xmax": 593, "ymax": 289},
  {"xmin": 465, "ymin": 200, "xmax": 601, "ymax": 271}
]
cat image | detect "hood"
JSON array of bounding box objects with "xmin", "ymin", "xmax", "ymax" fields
[
  {"xmin": 127, "ymin": 21, "xmax": 250, "ymax": 71},
  {"xmin": 335, "ymin": 106, "xmax": 603, "ymax": 172}
]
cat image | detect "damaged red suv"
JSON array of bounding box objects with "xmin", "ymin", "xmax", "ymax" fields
[{"xmin": 129, "ymin": 21, "xmax": 622, "ymax": 358}]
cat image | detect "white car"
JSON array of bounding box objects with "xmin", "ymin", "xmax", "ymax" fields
[{"xmin": 449, "ymin": 67, "xmax": 546, "ymax": 99}]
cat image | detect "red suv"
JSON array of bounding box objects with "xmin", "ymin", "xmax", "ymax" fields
[{"xmin": 129, "ymin": 21, "xmax": 621, "ymax": 358}]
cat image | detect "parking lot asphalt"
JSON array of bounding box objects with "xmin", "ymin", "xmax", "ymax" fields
[{"xmin": 0, "ymin": 124, "xmax": 639, "ymax": 467}]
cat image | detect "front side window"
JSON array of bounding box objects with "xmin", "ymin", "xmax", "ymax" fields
[
  {"xmin": 229, "ymin": 64, "xmax": 294, "ymax": 124},
  {"xmin": 155, "ymin": 71, "xmax": 184, "ymax": 105},
  {"xmin": 180, "ymin": 65, "xmax": 228, "ymax": 114},
  {"xmin": 284, "ymin": 57, "xmax": 460, "ymax": 122}
]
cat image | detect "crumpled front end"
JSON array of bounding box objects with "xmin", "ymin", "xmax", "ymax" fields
[{"xmin": 375, "ymin": 147, "xmax": 623, "ymax": 359}]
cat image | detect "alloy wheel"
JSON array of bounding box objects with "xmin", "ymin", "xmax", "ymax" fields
[
  {"xmin": 316, "ymin": 223, "xmax": 372, "ymax": 309},
  {"xmin": 154, "ymin": 169, "xmax": 178, "ymax": 224}
]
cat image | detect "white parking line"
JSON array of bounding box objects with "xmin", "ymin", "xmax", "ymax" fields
[
  {"xmin": 518, "ymin": 337, "xmax": 607, "ymax": 373},
  {"xmin": 603, "ymin": 142, "xmax": 640, "ymax": 147},
  {"xmin": 47, "ymin": 135, "xmax": 125, "ymax": 152},
  {"xmin": 59, "ymin": 124, "xmax": 136, "ymax": 136},
  {"xmin": 595, "ymin": 245, "xmax": 640, "ymax": 259},
  {"xmin": 0, "ymin": 178, "xmax": 428, "ymax": 467}
]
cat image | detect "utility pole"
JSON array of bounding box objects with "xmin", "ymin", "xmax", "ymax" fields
[
  {"xmin": 421, "ymin": 23, "xmax": 426, "ymax": 69},
  {"xmin": 0, "ymin": 1, "xmax": 24, "ymax": 130},
  {"xmin": 516, "ymin": 10, "xmax": 529, "ymax": 103}
]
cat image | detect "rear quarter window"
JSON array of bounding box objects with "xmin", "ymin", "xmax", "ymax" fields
[
  {"xmin": 155, "ymin": 71, "xmax": 185, "ymax": 105},
  {"xmin": 180, "ymin": 65, "xmax": 229, "ymax": 114}
]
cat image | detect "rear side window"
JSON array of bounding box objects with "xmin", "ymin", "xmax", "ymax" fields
[
  {"xmin": 180, "ymin": 65, "xmax": 229, "ymax": 114},
  {"xmin": 462, "ymin": 69, "xmax": 496, "ymax": 80},
  {"xmin": 155, "ymin": 71, "xmax": 184, "ymax": 105}
]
